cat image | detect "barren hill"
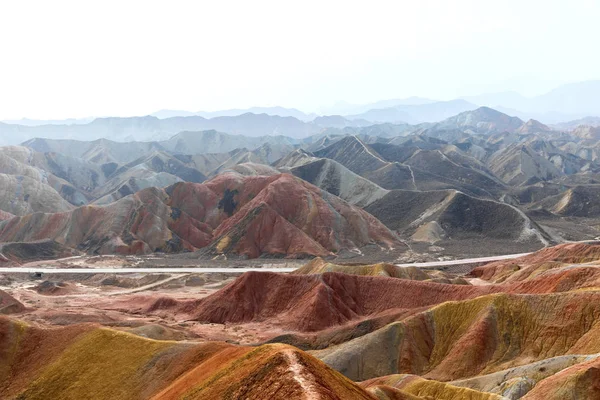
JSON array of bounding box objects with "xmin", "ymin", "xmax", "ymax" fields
[{"xmin": 0, "ymin": 173, "xmax": 399, "ymax": 258}]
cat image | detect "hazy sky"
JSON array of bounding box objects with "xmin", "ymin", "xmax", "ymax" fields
[{"xmin": 1, "ymin": 0, "xmax": 599, "ymax": 119}]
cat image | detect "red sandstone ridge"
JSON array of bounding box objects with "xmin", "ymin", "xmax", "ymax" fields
[
  {"xmin": 146, "ymin": 263, "xmax": 600, "ymax": 334},
  {"xmin": 152, "ymin": 271, "xmax": 498, "ymax": 332},
  {"xmin": 0, "ymin": 173, "xmax": 400, "ymax": 258}
]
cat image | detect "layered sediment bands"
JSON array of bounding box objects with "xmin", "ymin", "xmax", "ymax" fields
[
  {"xmin": 0, "ymin": 174, "xmax": 73, "ymax": 216},
  {"xmin": 364, "ymin": 188, "xmax": 550, "ymax": 252},
  {"xmin": 296, "ymin": 257, "xmax": 430, "ymax": 278},
  {"xmin": 295, "ymin": 257, "xmax": 468, "ymax": 284},
  {"xmin": 6, "ymin": 242, "xmax": 600, "ymax": 398},
  {"xmin": 204, "ymin": 173, "xmax": 400, "ymax": 257},
  {"xmin": 522, "ymin": 357, "xmax": 600, "ymax": 399},
  {"xmin": 544, "ymin": 186, "xmax": 600, "ymax": 217},
  {"xmin": 0, "ymin": 188, "xmax": 189, "ymax": 255},
  {"xmin": 0, "ymin": 318, "xmax": 377, "ymax": 400},
  {"xmin": 158, "ymin": 257, "xmax": 600, "ymax": 332},
  {"xmin": 286, "ymin": 157, "xmax": 390, "ymax": 207},
  {"xmin": 314, "ymin": 290, "xmax": 600, "ymax": 382},
  {"xmin": 361, "ymin": 374, "xmax": 505, "ymax": 400},
  {"xmin": 450, "ymin": 353, "xmax": 600, "ymax": 398},
  {"xmin": 0, "ymin": 173, "xmax": 399, "ymax": 258},
  {"xmin": 161, "ymin": 271, "xmax": 499, "ymax": 332},
  {"xmin": 470, "ymin": 242, "xmax": 600, "ymax": 283},
  {"xmin": 150, "ymin": 268, "xmax": 594, "ymax": 334}
]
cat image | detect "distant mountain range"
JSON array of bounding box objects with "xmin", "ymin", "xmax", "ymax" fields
[
  {"xmin": 5, "ymin": 105, "xmax": 600, "ymax": 259},
  {"xmin": 0, "ymin": 113, "xmax": 365, "ymax": 145},
  {"xmin": 4, "ymin": 80, "xmax": 600, "ymax": 131},
  {"xmin": 151, "ymin": 106, "xmax": 317, "ymax": 121},
  {"xmin": 2, "ymin": 103, "xmax": 599, "ymax": 150},
  {"xmin": 150, "ymin": 100, "xmax": 479, "ymax": 127},
  {"xmin": 347, "ymin": 80, "xmax": 600, "ymax": 124},
  {"xmin": 347, "ymin": 99, "xmax": 478, "ymax": 124},
  {"xmin": 462, "ymin": 80, "xmax": 600, "ymax": 123}
]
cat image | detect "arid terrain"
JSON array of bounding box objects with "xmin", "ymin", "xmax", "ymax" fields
[
  {"xmin": 2, "ymin": 242, "xmax": 600, "ymax": 399},
  {"xmin": 4, "ymin": 1, "xmax": 600, "ymax": 397},
  {"xmin": 3, "ymin": 82, "xmax": 600, "ymax": 400}
]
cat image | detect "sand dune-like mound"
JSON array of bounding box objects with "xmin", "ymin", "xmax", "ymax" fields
[
  {"xmin": 0, "ymin": 150, "xmax": 46, "ymax": 181},
  {"xmin": 361, "ymin": 374, "xmax": 504, "ymax": 400},
  {"xmin": 165, "ymin": 271, "xmax": 503, "ymax": 332},
  {"xmin": 295, "ymin": 257, "xmax": 468, "ymax": 284},
  {"xmin": 154, "ymin": 343, "xmax": 376, "ymax": 400},
  {"xmin": 295, "ymin": 257, "xmax": 429, "ymax": 279},
  {"xmin": 274, "ymin": 148, "xmax": 320, "ymax": 168},
  {"xmin": 516, "ymin": 119, "xmax": 553, "ymax": 135},
  {"xmin": 0, "ymin": 317, "xmax": 376, "ymax": 400},
  {"xmin": 0, "ymin": 144, "xmax": 210, "ymax": 208},
  {"xmin": 0, "ymin": 173, "xmax": 399, "ymax": 258},
  {"xmin": 0, "ymin": 318, "xmax": 95, "ymax": 396},
  {"xmin": 570, "ymin": 124, "xmax": 600, "ymax": 140},
  {"xmin": 0, "ymin": 291, "xmax": 24, "ymax": 314},
  {"xmin": 23, "ymin": 137, "xmax": 167, "ymax": 164}
]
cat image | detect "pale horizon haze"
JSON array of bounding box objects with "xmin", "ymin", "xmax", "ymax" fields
[{"xmin": 1, "ymin": 0, "xmax": 599, "ymax": 119}]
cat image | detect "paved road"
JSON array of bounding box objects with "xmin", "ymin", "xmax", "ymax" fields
[
  {"xmin": 0, "ymin": 252, "xmax": 534, "ymax": 274},
  {"xmin": 394, "ymin": 252, "xmax": 532, "ymax": 268},
  {"xmin": 0, "ymin": 267, "xmax": 299, "ymax": 274}
]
